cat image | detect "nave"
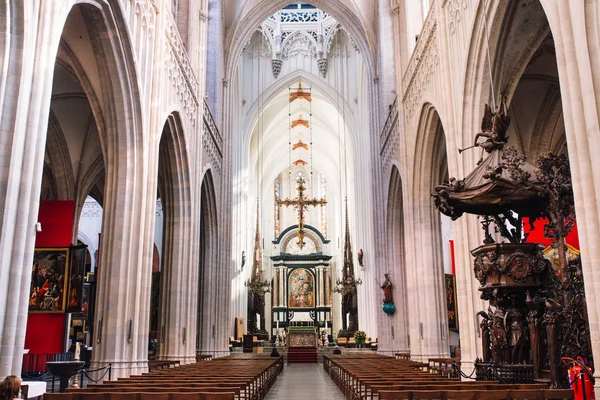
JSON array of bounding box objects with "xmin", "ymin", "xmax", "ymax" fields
[
  {"xmin": 40, "ymin": 352, "xmax": 577, "ymax": 400},
  {"xmin": 264, "ymin": 363, "xmax": 344, "ymax": 400}
]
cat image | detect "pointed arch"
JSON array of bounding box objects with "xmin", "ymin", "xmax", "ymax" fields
[
  {"xmin": 225, "ymin": 0, "xmax": 375, "ymax": 85},
  {"xmin": 407, "ymin": 103, "xmax": 451, "ymax": 359},
  {"xmin": 385, "ymin": 165, "xmax": 409, "ymax": 350},
  {"xmin": 197, "ymin": 169, "xmax": 219, "ymax": 353},
  {"xmin": 156, "ymin": 112, "xmax": 195, "ymax": 362},
  {"xmin": 55, "ymin": 2, "xmax": 149, "ymax": 377}
]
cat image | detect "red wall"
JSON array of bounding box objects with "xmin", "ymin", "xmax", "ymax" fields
[
  {"xmin": 25, "ymin": 201, "xmax": 75, "ymax": 355},
  {"xmin": 523, "ymin": 217, "xmax": 580, "ymax": 250},
  {"xmin": 24, "ymin": 314, "xmax": 66, "ymax": 354},
  {"xmin": 35, "ymin": 201, "xmax": 76, "ymax": 247}
]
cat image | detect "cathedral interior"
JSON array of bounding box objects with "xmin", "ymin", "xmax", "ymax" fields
[{"xmin": 1, "ymin": 0, "xmax": 600, "ymax": 398}]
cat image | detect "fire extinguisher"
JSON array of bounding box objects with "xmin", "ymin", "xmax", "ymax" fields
[{"xmin": 561, "ymin": 357, "xmax": 596, "ymax": 400}]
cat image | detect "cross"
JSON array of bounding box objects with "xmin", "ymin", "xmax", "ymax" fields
[{"xmin": 276, "ymin": 175, "xmax": 327, "ymax": 249}]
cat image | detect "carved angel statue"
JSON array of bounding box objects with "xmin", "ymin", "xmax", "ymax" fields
[{"xmin": 473, "ymin": 94, "xmax": 511, "ymax": 155}]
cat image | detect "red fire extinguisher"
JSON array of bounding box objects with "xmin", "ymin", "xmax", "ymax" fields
[{"xmin": 562, "ymin": 357, "xmax": 596, "ymax": 400}]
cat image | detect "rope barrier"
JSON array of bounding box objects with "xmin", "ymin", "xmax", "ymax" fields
[
  {"xmin": 453, "ymin": 363, "xmax": 477, "ymax": 379},
  {"xmin": 81, "ymin": 365, "xmax": 111, "ymax": 383},
  {"xmin": 21, "ymin": 372, "xmax": 53, "ymax": 381},
  {"xmin": 453, "ymin": 362, "xmax": 509, "ymax": 384}
]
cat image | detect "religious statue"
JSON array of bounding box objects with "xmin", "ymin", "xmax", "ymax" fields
[
  {"xmin": 504, "ymin": 295, "xmax": 528, "ymax": 364},
  {"xmin": 491, "ymin": 305, "xmax": 508, "ymax": 363},
  {"xmin": 357, "ymin": 249, "xmax": 364, "ymax": 267},
  {"xmin": 379, "ymin": 273, "xmax": 396, "ymax": 315},
  {"xmin": 473, "ymin": 94, "xmax": 511, "ymax": 158},
  {"xmin": 241, "ymin": 251, "xmax": 246, "ymax": 270},
  {"xmin": 380, "ymin": 273, "xmax": 394, "ymax": 304},
  {"xmin": 477, "ymin": 311, "xmax": 492, "ymax": 362}
]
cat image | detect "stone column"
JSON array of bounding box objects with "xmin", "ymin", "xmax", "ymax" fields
[
  {"xmin": 0, "ymin": 2, "xmax": 63, "ymax": 378},
  {"xmin": 273, "ymin": 267, "xmax": 279, "ymax": 308},
  {"xmin": 315, "ymin": 267, "xmax": 319, "ymax": 307},
  {"xmin": 320, "ymin": 267, "xmax": 325, "ymax": 308},
  {"xmin": 279, "ymin": 267, "xmax": 286, "ymax": 307},
  {"xmin": 539, "ymin": 0, "xmax": 600, "ymax": 385},
  {"xmin": 324, "ymin": 268, "xmax": 329, "ymax": 307}
]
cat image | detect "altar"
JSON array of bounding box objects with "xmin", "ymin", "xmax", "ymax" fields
[
  {"xmin": 270, "ymin": 225, "xmax": 333, "ymax": 339},
  {"xmin": 287, "ymin": 326, "xmax": 317, "ymax": 347}
]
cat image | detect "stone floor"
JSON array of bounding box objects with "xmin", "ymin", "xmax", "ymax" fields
[{"xmin": 265, "ymin": 363, "xmax": 345, "ymax": 399}]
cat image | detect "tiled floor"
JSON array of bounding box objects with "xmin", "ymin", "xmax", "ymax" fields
[{"xmin": 265, "ymin": 363, "xmax": 345, "ymax": 399}]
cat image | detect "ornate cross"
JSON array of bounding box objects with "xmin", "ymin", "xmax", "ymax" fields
[{"xmin": 276, "ymin": 175, "xmax": 326, "ymax": 249}]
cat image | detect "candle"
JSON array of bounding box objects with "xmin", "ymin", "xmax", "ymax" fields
[{"xmin": 277, "ymin": 320, "xmax": 279, "ymax": 329}]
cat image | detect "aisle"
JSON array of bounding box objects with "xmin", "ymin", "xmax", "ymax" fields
[{"xmin": 265, "ymin": 363, "xmax": 345, "ymax": 399}]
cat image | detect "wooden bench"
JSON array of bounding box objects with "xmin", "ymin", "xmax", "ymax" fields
[
  {"xmin": 376, "ymin": 389, "xmax": 574, "ymax": 400},
  {"xmin": 45, "ymin": 393, "xmax": 236, "ymax": 400},
  {"xmin": 52, "ymin": 355, "xmax": 283, "ymax": 400}
]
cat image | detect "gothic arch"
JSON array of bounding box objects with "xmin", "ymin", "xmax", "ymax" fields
[
  {"xmin": 384, "ymin": 165, "xmax": 409, "ymax": 351},
  {"xmin": 463, "ymin": 0, "xmax": 559, "ymax": 156},
  {"xmin": 414, "ymin": 103, "xmax": 448, "ymax": 192},
  {"xmin": 407, "ymin": 103, "xmax": 450, "ymax": 359},
  {"xmin": 242, "ymin": 70, "xmax": 358, "ymax": 149},
  {"xmin": 280, "ymin": 30, "xmax": 319, "ymax": 58},
  {"xmin": 44, "ymin": 110, "xmax": 76, "ymax": 200},
  {"xmin": 197, "ymin": 169, "xmax": 219, "ymax": 353},
  {"xmin": 225, "ymin": 0, "xmax": 375, "ymax": 85},
  {"xmin": 53, "ymin": 1, "xmax": 148, "ymax": 376},
  {"xmin": 156, "ymin": 112, "xmax": 195, "ymax": 363}
]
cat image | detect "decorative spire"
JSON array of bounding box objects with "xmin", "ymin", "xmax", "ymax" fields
[
  {"xmin": 252, "ymin": 200, "xmax": 262, "ymax": 282},
  {"xmin": 343, "ymin": 197, "xmax": 352, "ymax": 280},
  {"xmin": 245, "ymin": 199, "xmax": 271, "ymax": 296},
  {"xmin": 335, "ymin": 197, "xmax": 362, "ymax": 294}
]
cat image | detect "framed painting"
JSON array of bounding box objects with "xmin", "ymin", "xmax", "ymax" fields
[
  {"xmin": 66, "ymin": 245, "xmax": 87, "ymax": 313},
  {"xmin": 445, "ymin": 273, "xmax": 459, "ymax": 332},
  {"xmin": 29, "ymin": 248, "xmax": 70, "ymax": 313},
  {"xmin": 288, "ymin": 268, "xmax": 315, "ymax": 308}
]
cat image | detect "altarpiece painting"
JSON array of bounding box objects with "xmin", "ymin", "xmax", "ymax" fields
[
  {"xmin": 288, "ymin": 268, "xmax": 315, "ymax": 308},
  {"xmin": 29, "ymin": 248, "xmax": 70, "ymax": 312}
]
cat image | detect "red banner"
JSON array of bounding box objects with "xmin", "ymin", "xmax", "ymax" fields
[{"xmin": 523, "ymin": 217, "xmax": 579, "ymax": 250}]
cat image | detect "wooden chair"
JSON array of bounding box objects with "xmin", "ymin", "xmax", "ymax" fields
[
  {"xmin": 541, "ymin": 389, "xmax": 575, "ymax": 400},
  {"xmin": 337, "ymin": 337, "xmax": 348, "ymax": 346},
  {"xmin": 19, "ymin": 384, "xmax": 29, "ymax": 400}
]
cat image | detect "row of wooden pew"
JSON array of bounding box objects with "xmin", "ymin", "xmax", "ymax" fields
[
  {"xmin": 323, "ymin": 354, "xmax": 574, "ymax": 400},
  {"xmin": 45, "ymin": 355, "xmax": 283, "ymax": 400},
  {"xmin": 148, "ymin": 360, "xmax": 180, "ymax": 372}
]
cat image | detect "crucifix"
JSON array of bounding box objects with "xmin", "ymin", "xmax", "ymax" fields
[{"xmin": 276, "ymin": 175, "xmax": 326, "ymax": 249}]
